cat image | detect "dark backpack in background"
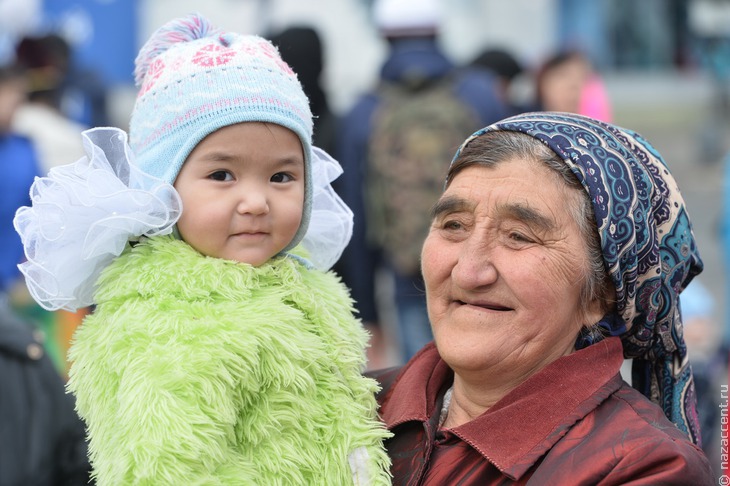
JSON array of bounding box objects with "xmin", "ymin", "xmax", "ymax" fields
[{"xmin": 366, "ymin": 76, "xmax": 480, "ymax": 275}]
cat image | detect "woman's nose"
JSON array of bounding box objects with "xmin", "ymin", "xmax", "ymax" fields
[{"xmin": 450, "ymin": 238, "xmax": 498, "ymax": 290}]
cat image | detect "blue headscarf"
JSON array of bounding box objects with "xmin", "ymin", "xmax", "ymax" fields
[{"xmin": 454, "ymin": 112, "xmax": 704, "ymax": 445}]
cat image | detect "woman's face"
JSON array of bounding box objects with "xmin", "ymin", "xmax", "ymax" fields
[
  {"xmin": 173, "ymin": 122, "xmax": 304, "ymax": 266},
  {"xmin": 421, "ymin": 157, "xmax": 604, "ymax": 382}
]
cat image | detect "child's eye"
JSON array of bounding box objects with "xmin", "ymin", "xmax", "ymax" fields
[
  {"xmin": 209, "ymin": 170, "xmax": 233, "ymax": 182},
  {"xmin": 271, "ymin": 172, "xmax": 293, "ymax": 183}
]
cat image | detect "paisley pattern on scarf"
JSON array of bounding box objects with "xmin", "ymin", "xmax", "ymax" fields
[{"xmin": 453, "ymin": 112, "xmax": 704, "ymax": 445}]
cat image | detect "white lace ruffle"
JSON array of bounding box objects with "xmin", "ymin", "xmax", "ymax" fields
[
  {"xmin": 14, "ymin": 127, "xmax": 182, "ymax": 311},
  {"xmin": 300, "ymin": 146, "xmax": 353, "ymax": 271}
]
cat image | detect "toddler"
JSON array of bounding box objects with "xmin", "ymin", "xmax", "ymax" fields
[{"xmin": 15, "ymin": 14, "xmax": 391, "ymax": 485}]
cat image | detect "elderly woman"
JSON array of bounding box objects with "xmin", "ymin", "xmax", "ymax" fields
[{"xmin": 370, "ymin": 112, "xmax": 714, "ymax": 484}]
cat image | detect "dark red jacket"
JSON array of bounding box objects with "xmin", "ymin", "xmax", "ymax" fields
[{"xmin": 369, "ymin": 337, "xmax": 714, "ymax": 485}]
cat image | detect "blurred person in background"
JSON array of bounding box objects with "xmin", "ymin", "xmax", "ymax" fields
[
  {"xmin": 16, "ymin": 33, "xmax": 109, "ymax": 128},
  {"xmin": 0, "ymin": 297, "xmax": 92, "ymax": 486},
  {"xmin": 468, "ymin": 47, "xmax": 527, "ymax": 117},
  {"xmin": 11, "ymin": 34, "xmax": 92, "ymax": 376},
  {"xmin": 530, "ymin": 49, "xmax": 612, "ymax": 122},
  {"xmin": 13, "ymin": 34, "xmax": 87, "ymax": 174},
  {"xmin": 336, "ymin": 0, "xmax": 507, "ymax": 366},
  {"xmin": 0, "ymin": 63, "xmax": 91, "ymax": 486},
  {"xmin": 0, "ymin": 64, "xmax": 39, "ymax": 295},
  {"xmin": 269, "ymin": 25, "xmax": 338, "ymax": 156}
]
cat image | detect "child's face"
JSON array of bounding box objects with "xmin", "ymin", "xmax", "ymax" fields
[{"xmin": 173, "ymin": 122, "xmax": 305, "ymax": 266}]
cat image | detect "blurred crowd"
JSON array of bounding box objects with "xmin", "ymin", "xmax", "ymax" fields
[{"xmin": 1, "ymin": 0, "xmax": 728, "ymax": 482}]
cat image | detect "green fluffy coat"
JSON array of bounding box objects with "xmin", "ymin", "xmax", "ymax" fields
[{"xmin": 67, "ymin": 236, "xmax": 391, "ymax": 485}]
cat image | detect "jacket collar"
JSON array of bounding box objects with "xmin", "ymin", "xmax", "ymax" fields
[{"xmin": 379, "ymin": 337, "xmax": 625, "ymax": 480}]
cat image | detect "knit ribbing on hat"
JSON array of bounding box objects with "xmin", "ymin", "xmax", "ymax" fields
[{"xmin": 128, "ymin": 13, "xmax": 314, "ymax": 252}]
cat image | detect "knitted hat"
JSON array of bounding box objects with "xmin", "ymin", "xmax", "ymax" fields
[
  {"xmin": 129, "ymin": 13, "xmax": 314, "ymax": 250},
  {"xmin": 373, "ymin": 0, "xmax": 442, "ymax": 37}
]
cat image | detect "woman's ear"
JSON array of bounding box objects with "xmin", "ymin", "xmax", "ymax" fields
[
  {"xmin": 583, "ymin": 284, "xmax": 618, "ymax": 331},
  {"xmin": 583, "ymin": 299, "xmax": 606, "ymax": 330}
]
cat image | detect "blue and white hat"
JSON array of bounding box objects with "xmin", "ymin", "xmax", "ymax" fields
[{"xmin": 129, "ymin": 13, "xmax": 314, "ymax": 250}]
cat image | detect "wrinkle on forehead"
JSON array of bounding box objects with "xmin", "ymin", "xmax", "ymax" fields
[{"xmin": 439, "ymin": 168, "xmax": 575, "ymax": 237}]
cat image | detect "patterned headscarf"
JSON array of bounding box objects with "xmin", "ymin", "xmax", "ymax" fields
[{"xmin": 453, "ymin": 112, "xmax": 704, "ymax": 445}]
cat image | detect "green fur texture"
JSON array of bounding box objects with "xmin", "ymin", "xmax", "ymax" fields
[{"xmin": 67, "ymin": 236, "xmax": 392, "ymax": 485}]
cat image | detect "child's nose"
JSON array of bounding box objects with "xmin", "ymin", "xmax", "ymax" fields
[{"xmin": 236, "ymin": 187, "xmax": 269, "ymax": 215}]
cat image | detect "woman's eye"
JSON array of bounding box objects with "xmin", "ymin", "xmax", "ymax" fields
[
  {"xmin": 509, "ymin": 232, "xmax": 533, "ymax": 243},
  {"xmin": 209, "ymin": 170, "xmax": 233, "ymax": 182},
  {"xmin": 271, "ymin": 172, "xmax": 293, "ymax": 183},
  {"xmin": 442, "ymin": 219, "xmax": 463, "ymax": 231}
]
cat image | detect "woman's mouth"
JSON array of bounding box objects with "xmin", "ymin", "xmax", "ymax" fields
[{"xmin": 456, "ymin": 300, "xmax": 511, "ymax": 311}]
